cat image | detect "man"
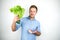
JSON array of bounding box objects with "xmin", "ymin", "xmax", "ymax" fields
[{"xmin": 11, "ymin": 5, "xmax": 41, "ymax": 40}]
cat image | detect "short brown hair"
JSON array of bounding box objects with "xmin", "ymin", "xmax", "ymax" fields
[{"xmin": 29, "ymin": 5, "xmax": 38, "ymax": 12}]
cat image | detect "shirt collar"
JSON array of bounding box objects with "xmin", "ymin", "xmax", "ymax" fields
[{"xmin": 27, "ymin": 16, "xmax": 35, "ymax": 21}]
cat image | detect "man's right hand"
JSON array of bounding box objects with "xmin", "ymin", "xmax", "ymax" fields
[{"xmin": 13, "ymin": 15, "xmax": 20, "ymax": 22}]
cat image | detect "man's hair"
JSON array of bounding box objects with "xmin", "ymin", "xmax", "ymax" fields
[{"xmin": 29, "ymin": 5, "xmax": 38, "ymax": 12}]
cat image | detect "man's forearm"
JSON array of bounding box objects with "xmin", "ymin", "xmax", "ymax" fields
[
  {"xmin": 33, "ymin": 31, "xmax": 41, "ymax": 36},
  {"xmin": 11, "ymin": 21, "xmax": 16, "ymax": 31}
]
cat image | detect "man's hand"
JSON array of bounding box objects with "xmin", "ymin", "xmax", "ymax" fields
[
  {"xmin": 32, "ymin": 30, "xmax": 41, "ymax": 36},
  {"xmin": 13, "ymin": 15, "xmax": 20, "ymax": 22},
  {"xmin": 28, "ymin": 30, "xmax": 33, "ymax": 33},
  {"xmin": 28, "ymin": 29, "xmax": 41, "ymax": 36}
]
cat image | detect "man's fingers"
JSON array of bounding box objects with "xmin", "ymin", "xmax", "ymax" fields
[
  {"xmin": 32, "ymin": 30, "xmax": 37, "ymax": 34},
  {"xmin": 13, "ymin": 15, "xmax": 20, "ymax": 22},
  {"xmin": 28, "ymin": 30, "xmax": 33, "ymax": 33}
]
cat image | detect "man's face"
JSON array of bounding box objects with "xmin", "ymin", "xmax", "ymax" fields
[{"xmin": 29, "ymin": 8, "xmax": 37, "ymax": 18}]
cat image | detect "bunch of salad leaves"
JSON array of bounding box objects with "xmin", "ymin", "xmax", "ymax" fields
[
  {"xmin": 10, "ymin": 5, "xmax": 25, "ymax": 18},
  {"xmin": 10, "ymin": 5, "xmax": 25, "ymax": 24}
]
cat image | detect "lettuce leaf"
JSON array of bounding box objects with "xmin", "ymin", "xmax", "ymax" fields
[{"xmin": 10, "ymin": 5, "xmax": 25, "ymax": 18}]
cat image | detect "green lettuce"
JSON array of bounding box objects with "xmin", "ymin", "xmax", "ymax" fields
[{"xmin": 10, "ymin": 5, "xmax": 25, "ymax": 18}]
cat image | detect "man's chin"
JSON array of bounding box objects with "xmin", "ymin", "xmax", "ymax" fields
[{"xmin": 30, "ymin": 16, "xmax": 34, "ymax": 18}]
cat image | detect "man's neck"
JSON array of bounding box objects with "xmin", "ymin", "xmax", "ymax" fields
[{"xmin": 29, "ymin": 17, "xmax": 35, "ymax": 20}]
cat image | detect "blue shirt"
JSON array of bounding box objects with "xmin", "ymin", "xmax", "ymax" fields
[{"xmin": 16, "ymin": 16, "xmax": 40, "ymax": 40}]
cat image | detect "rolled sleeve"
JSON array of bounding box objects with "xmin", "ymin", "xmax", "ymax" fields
[
  {"xmin": 16, "ymin": 23, "xmax": 21, "ymax": 30},
  {"xmin": 16, "ymin": 20, "xmax": 22, "ymax": 30}
]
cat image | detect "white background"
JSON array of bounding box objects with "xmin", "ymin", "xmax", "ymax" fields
[{"xmin": 0, "ymin": 0, "xmax": 60, "ymax": 40}]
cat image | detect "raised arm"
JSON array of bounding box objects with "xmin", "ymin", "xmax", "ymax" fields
[{"xmin": 11, "ymin": 16, "xmax": 20, "ymax": 32}]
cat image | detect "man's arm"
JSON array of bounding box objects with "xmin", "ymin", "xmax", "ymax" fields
[
  {"xmin": 11, "ymin": 21, "xmax": 16, "ymax": 32},
  {"xmin": 28, "ymin": 30, "xmax": 41, "ymax": 36},
  {"xmin": 33, "ymin": 22, "xmax": 41, "ymax": 36},
  {"xmin": 11, "ymin": 16, "xmax": 20, "ymax": 32},
  {"xmin": 29, "ymin": 22, "xmax": 41, "ymax": 36},
  {"xmin": 32, "ymin": 30, "xmax": 41, "ymax": 36}
]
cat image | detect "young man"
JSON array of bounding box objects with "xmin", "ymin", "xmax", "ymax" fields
[{"xmin": 11, "ymin": 5, "xmax": 41, "ymax": 40}]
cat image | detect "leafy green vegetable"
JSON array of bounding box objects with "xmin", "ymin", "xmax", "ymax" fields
[{"xmin": 10, "ymin": 5, "xmax": 25, "ymax": 18}]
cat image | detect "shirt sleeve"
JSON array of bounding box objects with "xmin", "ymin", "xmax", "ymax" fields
[
  {"xmin": 37, "ymin": 22, "xmax": 41, "ymax": 32},
  {"xmin": 16, "ymin": 20, "xmax": 22, "ymax": 30}
]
